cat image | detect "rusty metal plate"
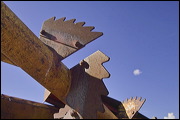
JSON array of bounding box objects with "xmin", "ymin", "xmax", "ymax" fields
[
  {"xmin": 122, "ymin": 97, "xmax": 146, "ymax": 119},
  {"xmin": 66, "ymin": 50, "xmax": 110, "ymax": 119},
  {"xmin": 39, "ymin": 17, "xmax": 103, "ymax": 59},
  {"xmin": 54, "ymin": 105, "xmax": 82, "ymax": 119}
]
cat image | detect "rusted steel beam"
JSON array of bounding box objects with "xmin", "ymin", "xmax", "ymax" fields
[
  {"xmin": 1, "ymin": 2, "xmax": 71, "ymax": 101},
  {"xmin": 1, "ymin": 94, "xmax": 59, "ymax": 119},
  {"xmin": 43, "ymin": 89, "xmax": 65, "ymax": 108},
  {"xmin": 1, "ymin": 53, "xmax": 17, "ymax": 66}
]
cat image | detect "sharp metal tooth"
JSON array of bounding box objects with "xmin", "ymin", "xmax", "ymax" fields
[
  {"xmin": 91, "ymin": 32, "xmax": 103, "ymax": 39},
  {"xmin": 137, "ymin": 97, "xmax": 142, "ymax": 101},
  {"xmin": 130, "ymin": 97, "xmax": 133, "ymax": 100},
  {"xmin": 56, "ymin": 17, "xmax": 66, "ymax": 22},
  {"xmin": 53, "ymin": 16, "xmax": 56, "ymax": 20},
  {"xmin": 75, "ymin": 22, "xmax": 85, "ymax": 26},
  {"xmin": 142, "ymin": 98, "xmax": 146, "ymax": 102},
  {"xmin": 46, "ymin": 17, "xmax": 56, "ymax": 22},
  {"xmin": 64, "ymin": 19, "xmax": 76, "ymax": 23},
  {"xmin": 83, "ymin": 26, "xmax": 95, "ymax": 31},
  {"xmin": 133, "ymin": 96, "xmax": 137, "ymax": 100}
]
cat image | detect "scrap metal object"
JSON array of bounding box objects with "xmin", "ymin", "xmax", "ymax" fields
[
  {"xmin": 122, "ymin": 97, "xmax": 146, "ymax": 119},
  {"xmin": 39, "ymin": 17, "xmax": 103, "ymax": 59},
  {"xmin": 54, "ymin": 105, "xmax": 83, "ymax": 119},
  {"xmin": 43, "ymin": 90, "xmax": 118, "ymax": 119},
  {"xmin": 66, "ymin": 50, "xmax": 110, "ymax": 119},
  {"xmin": 40, "ymin": 16, "xmax": 104, "ymax": 105},
  {"xmin": 1, "ymin": 1, "xmax": 71, "ymax": 101},
  {"xmin": 1, "ymin": 94, "xmax": 58, "ymax": 119}
]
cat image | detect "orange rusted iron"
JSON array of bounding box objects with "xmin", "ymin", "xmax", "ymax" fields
[
  {"xmin": 1, "ymin": 1, "xmax": 71, "ymax": 101},
  {"xmin": 1, "ymin": 94, "xmax": 59, "ymax": 119}
]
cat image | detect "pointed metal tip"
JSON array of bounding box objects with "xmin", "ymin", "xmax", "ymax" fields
[
  {"xmin": 138, "ymin": 97, "xmax": 142, "ymax": 101},
  {"xmin": 83, "ymin": 26, "xmax": 95, "ymax": 31},
  {"xmin": 75, "ymin": 22, "xmax": 86, "ymax": 26},
  {"xmin": 53, "ymin": 16, "xmax": 56, "ymax": 20},
  {"xmin": 65, "ymin": 19, "xmax": 76, "ymax": 23},
  {"xmin": 61, "ymin": 17, "xmax": 66, "ymax": 21}
]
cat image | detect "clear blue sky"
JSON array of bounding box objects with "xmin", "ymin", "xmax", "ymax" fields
[{"xmin": 1, "ymin": 1, "xmax": 179, "ymax": 119}]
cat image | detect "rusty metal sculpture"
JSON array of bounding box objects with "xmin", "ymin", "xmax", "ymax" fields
[{"xmin": 1, "ymin": 2, "xmax": 154, "ymax": 119}]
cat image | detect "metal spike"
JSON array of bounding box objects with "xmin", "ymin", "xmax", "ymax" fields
[
  {"xmin": 56, "ymin": 17, "xmax": 66, "ymax": 22},
  {"xmin": 64, "ymin": 19, "xmax": 76, "ymax": 23},
  {"xmin": 83, "ymin": 26, "xmax": 95, "ymax": 31},
  {"xmin": 133, "ymin": 96, "xmax": 137, "ymax": 100},
  {"xmin": 75, "ymin": 22, "xmax": 85, "ymax": 26},
  {"xmin": 138, "ymin": 97, "xmax": 142, "ymax": 101}
]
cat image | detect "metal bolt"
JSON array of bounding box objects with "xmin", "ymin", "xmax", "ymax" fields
[
  {"xmin": 132, "ymin": 111, "xmax": 134, "ymax": 114},
  {"xmin": 80, "ymin": 60, "xmax": 89, "ymax": 69},
  {"xmin": 40, "ymin": 30, "xmax": 46, "ymax": 35},
  {"xmin": 75, "ymin": 41, "xmax": 84, "ymax": 48}
]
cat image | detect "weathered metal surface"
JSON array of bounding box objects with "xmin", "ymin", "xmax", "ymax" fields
[
  {"xmin": 102, "ymin": 95, "xmax": 148, "ymax": 119},
  {"xmin": 1, "ymin": 2, "xmax": 150, "ymax": 119},
  {"xmin": 1, "ymin": 1, "xmax": 71, "ymax": 101},
  {"xmin": 1, "ymin": 94, "xmax": 59, "ymax": 119},
  {"xmin": 66, "ymin": 50, "xmax": 110, "ymax": 119},
  {"xmin": 97, "ymin": 104, "xmax": 118, "ymax": 119},
  {"xmin": 43, "ymin": 89, "xmax": 65, "ymax": 108},
  {"xmin": 54, "ymin": 105, "xmax": 83, "ymax": 119},
  {"xmin": 122, "ymin": 97, "xmax": 146, "ymax": 119},
  {"xmin": 40, "ymin": 17, "xmax": 103, "ymax": 59},
  {"xmin": 1, "ymin": 53, "xmax": 17, "ymax": 66},
  {"xmin": 43, "ymin": 90, "xmax": 118, "ymax": 119}
]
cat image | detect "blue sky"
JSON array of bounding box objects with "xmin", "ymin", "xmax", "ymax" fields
[{"xmin": 1, "ymin": 1, "xmax": 179, "ymax": 119}]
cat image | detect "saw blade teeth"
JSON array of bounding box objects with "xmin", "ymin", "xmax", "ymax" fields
[
  {"xmin": 133, "ymin": 96, "xmax": 137, "ymax": 100},
  {"xmin": 142, "ymin": 98, "xmax": 146, "ymax": 102},
  {"xmin": 137, "ymin": 97, "xmax": 142, "ymax": 101},
  {"xmin": 56, "ymin": 17, "xmax": 66, "ymax": 22},
  {"xmin": 75, "ymin": 22, "xmax": 85, "ymax": 26},
  {"xmin": 83, "ymin": 26, "xmax": 95, "ymax": 31},
  {"xmin": 91, "ymin": 32, "xmax": 103, "ymax": 39},
  {"xmin": 46, "ymin": 17, "xmax": 56, "ymax": 22},
  {"xmin": 42, "ymin": 17, "xmax": 103, "ymax": 51},
  {"xmin": 64, "ymin": 19, "xmax": 76, "ymax": 23},
  {"xmin": 53, "ymin": 16, "xmax": 56, "ymax": 20}
]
